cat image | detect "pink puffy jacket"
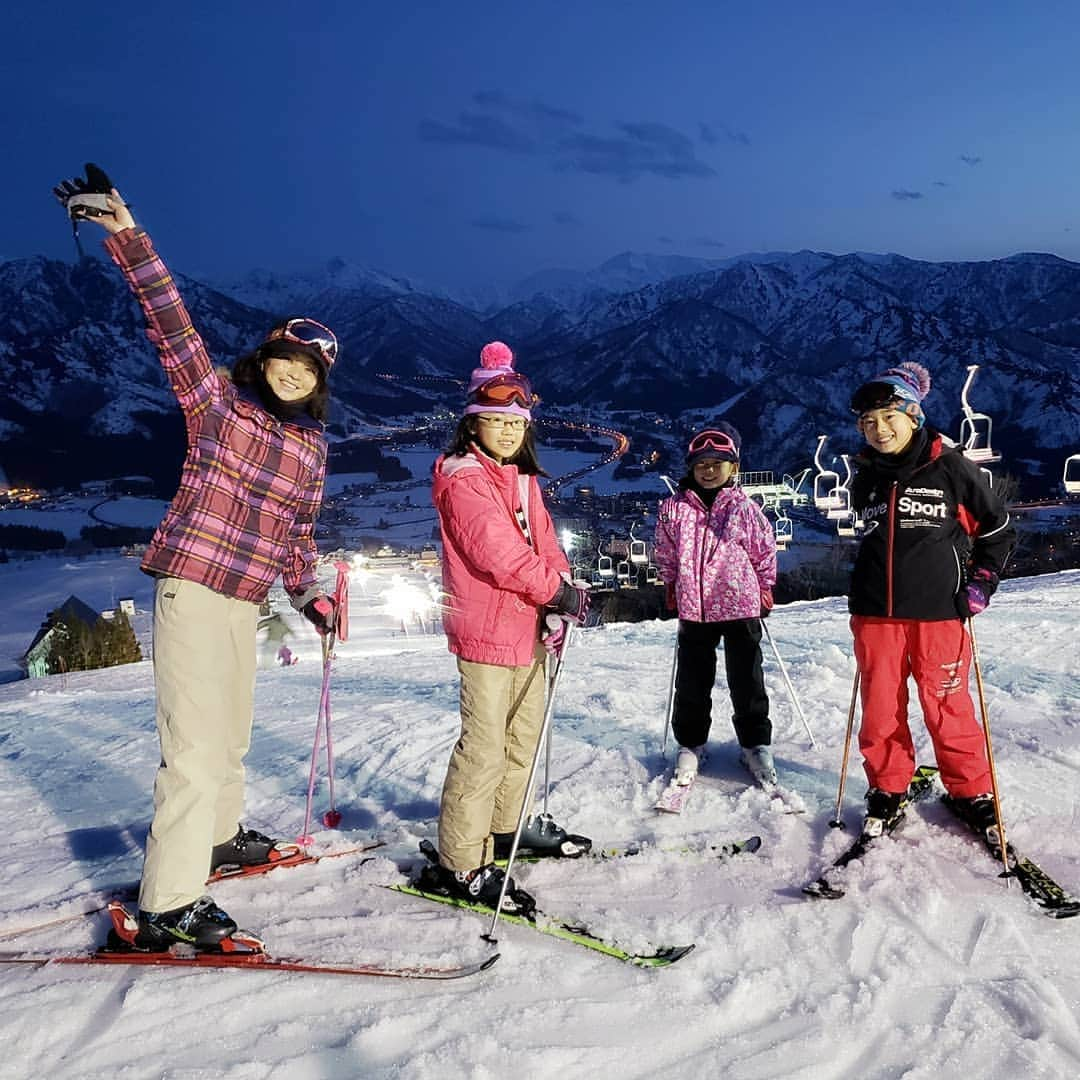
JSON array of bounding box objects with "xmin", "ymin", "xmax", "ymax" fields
[
  {"xmin": 654, "ymin": 484, "xmax": 777, "ymax": 622},
  {"xmin": 433, "ymin": 448, "xmax": 569, "ymax": 667}
]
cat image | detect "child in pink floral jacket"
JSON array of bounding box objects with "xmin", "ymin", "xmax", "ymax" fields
[{"xmin": 654, "ymin": 422, "xmax": 779, "ymax": 786}]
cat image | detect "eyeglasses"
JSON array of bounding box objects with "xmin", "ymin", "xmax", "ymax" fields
[
  {"xmin": 477, "ymin": 415, "xmax": 528, "ymax": 430},
  {"xmin": 688, "ymin": 430, "xmax": 738, "ymax": 458},
  {"xmin": 468, "ymin": 372, "xmax": 538, "ymax": 409},
  {"xmin": 264, "ymin": 318, "xmax": 339, "ymax": 371}
]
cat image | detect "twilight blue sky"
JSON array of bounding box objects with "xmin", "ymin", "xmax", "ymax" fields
[{"xmin": 6, "ymin": 1, "xmax": 1080, "ymax": 290}]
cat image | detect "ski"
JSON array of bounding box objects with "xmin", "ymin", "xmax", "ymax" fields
[
  {"xmin": 592, "ymin": 834, "xmax": 762, "ymax": 861},
  {"xmin": 654, "ymin": 775, "xmax": 695, "ymax": 814},
  {"xmin": 0, "ymin": 903, "xmax": 496, "ymax": 980},
  {"xmin": 501, "ymin": 833, "xmax": 762, "ymax": 866},
  {"xmin": 386, "ymin": 882, "xmax": 693, "ymax": 967},
  {"xmin": 0, "ymin": 840, "xmax": 385, "ymax": 944},
  {"xmin": 802, "ymin": 766, "xmax": 940, "ymax": 900},
  {"xmin": 941, "ymin": 797, "xmax": 1080, "ymax": 920},
  {"xmin": 207, "ymin": 840, "xmax": 386, "ymax": 883}
]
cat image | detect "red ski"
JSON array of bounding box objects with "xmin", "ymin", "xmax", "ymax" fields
[
  {"xmin": 0, "ymin": 903, "xmax": 497, "ymax": 981},
  {"xmin": 0, "ymin": 840, "xmax": 386, "ymax": 944}
]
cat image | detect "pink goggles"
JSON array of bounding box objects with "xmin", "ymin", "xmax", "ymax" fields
[{"xmin": 688, "ymin": 430, "xmax": 738, "ymax": 458}]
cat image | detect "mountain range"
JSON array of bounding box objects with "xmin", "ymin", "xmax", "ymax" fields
[{"xmin": 1, "ymin": 242, "xmax": 1078, "ymax": 494}]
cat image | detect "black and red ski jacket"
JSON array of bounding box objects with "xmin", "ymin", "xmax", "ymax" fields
[{"xmin": 848, "ymin": 428, "xmax": 1015, "ymax": 621}]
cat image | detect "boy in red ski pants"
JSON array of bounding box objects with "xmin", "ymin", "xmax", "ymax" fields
[{"xmin": 847, "ymin": 362, "xmax": 1014, "ymax": 837}]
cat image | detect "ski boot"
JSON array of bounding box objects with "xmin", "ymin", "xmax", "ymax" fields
[
  {"xmin": 675, "ymin": 744, "xmax": 705, "ymax": 785},
  {"xmin": 418, "ymin": 861, "xmax": 537, "ymax": 918},
  {"xmin": 129, "ymin": 896, "xmax": 239, "ymax": 952},
  {"xmin": 860, "ymin": 788, "xmax": 907, "ymax": 840},
  {"xmin": 492, "ymin": 814, "xmax": 593, "ymax": 860},
  {"xmin": 740, "ymin": 745, "xmax": 777, "ymax": 786},
  {"xmin": 210, "ymin": 826, "xmax": 299, "ymax": 873},
  {"xmin": 945, "ymin": 792, "xmax": 1002, "ymax": 849}
]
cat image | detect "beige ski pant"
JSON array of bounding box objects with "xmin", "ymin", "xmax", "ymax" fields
[
  {"xmin": 438, "ymin": 644, "xmax": 547, "ymax": 872},
  {"xmin": 139, "ymin": 577, "xmax": 258, "ymax": 913}
]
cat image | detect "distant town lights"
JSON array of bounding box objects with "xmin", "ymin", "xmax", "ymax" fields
[{"xmin": 561, "ymin": 529, "xmax": 577, "ymax": 553}]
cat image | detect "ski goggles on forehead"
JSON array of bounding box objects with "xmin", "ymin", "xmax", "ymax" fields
[
  {"xmin": 264, "ymin": 318, "xmax": 338, "ymax": 370},
  {"xmin": 468, "ymin": 371, "xmax": 538, "ymax": 409},
  {"xmin": 688, "ymin": 430, "xmax": 738, "ymax": 457}
]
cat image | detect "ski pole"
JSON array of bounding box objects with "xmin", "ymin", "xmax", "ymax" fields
[
  {"xmin": 661, "ymin": 637, "xmax": 678, "ymax": 756},
  {"xmin": 297, "ymin": 564, "xmax": 351, "ymax": 843},
  {"xmin": 761, "ymin": 622, "xmax": 816, "ymax": 748},
  {"xmin": 298, "ymin": 629, "xmax": 335, "ymax": 845},
  {"xmin": 483, "ymin": 625, "xmax": 573, "ymax": 944},
  {"xmin": 829, "ymin": 667, "xmax": 861, "ymax": 829},
  {"xmin": 968, "ymin": 618, "xmax": 1011, "ymax": 883},
  {"xmin": 541, "ymin": 655, "xmax": 559, "ymax": 818},
  {"xmin": 320, "ymin": 563, "xmax": 351, "ymax": 830}
]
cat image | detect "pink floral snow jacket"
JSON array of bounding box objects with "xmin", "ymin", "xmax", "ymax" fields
[
  {"xmin": 654, "ymin": 485, "xmax": 777, "ymax": 622},
  {"xmin": 432, "ymin": 448, "xmax": 569, "ymax": 667},
  {"xmin": 105, "ymin": 229, "xmax": 326, "ymax": 608}
]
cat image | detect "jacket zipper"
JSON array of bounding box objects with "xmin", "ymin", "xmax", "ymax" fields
[{"xmin": 886, "ymin": 483, "xmax": 897, "ymax": 616}]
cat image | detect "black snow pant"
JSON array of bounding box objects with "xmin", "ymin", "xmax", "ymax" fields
[{"xmin": 672, "ymin": 618, "xmax": 771, "ymax": 750}]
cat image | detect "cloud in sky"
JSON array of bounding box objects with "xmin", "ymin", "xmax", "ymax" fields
[
  {"xmin": 696, "ymin": 236, "xmax": 726, "ymax": 248},
  {"xmin": 558, "ymin": 122, "xmax": 716, "ymax": 181},
  {"xmin": 891, "ymin": 189, "xmax": 925, "ymax": 201},
  {"xmin": 470, "ymin": 216, "xmax": 531, "ymax": 233},
  {"xmin": 932, "ymin": 180, "xmax": 949, "ymax": 187},
  {"xmin": 417, "ymin": 113, "xmax": 537, "ymax": 153},
  {"xmin": 422, "ymin": 95, "xmax": 714, "ymax": 183},
  {"xmin": 960, "ymin": 154, "xmax": 982, "ymax": 166},
  {"xmin": 699, "ymin": 122, "xmax": 751, "ymax": 146},
  {"xmin": 472, "ymin": 90, "xmax": 584, "ymax": 127},
  {"xmin": 553, "ymin": 211, "xmax": 583, "ymax": 227}
]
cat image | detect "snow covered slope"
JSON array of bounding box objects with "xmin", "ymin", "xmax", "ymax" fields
[{"xmin": 0, "ymin": 563, "xmax": 1078, "ymax": 1078}]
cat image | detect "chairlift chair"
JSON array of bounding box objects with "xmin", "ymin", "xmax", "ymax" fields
[
  {"xmin": 645, "ymin": 564, "xmax": 660, "ymax": 584},
  {"xmin": 775, "ymin": 511, "xmax": 794, "ymax": 547},
  {"xmin": 958, "ymin": 365, "xmax": 1002, "ymax": 464},
  {"xmin": 1063, "ymin": 454, "xmax": 1080, "ymax": 495},
  {"xmin": 628, "ymin": 522, "xmax": 648, "ymax": 564},
  {"xmin": 616, "ymin": 560, "xmax": 631, "ymax": 583},
  {"xmin": 596, "ymin": 540, "xmax": 615, "ymax": 579},
  {"xmin": 826, "ymin": 454, "xmax": 854, "ymax": 520},
  {"xmin": 812, "ymin": 435, "xmax": 845, "ymax": 511},
  {"xmin": 836, "ymin": 510, "xmax": 859, "ymax": 538}
]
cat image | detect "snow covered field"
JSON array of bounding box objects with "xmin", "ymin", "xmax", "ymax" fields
[{"xmin": 0, "ymin": 561, "xmax": 1078, "ymax": 1079}]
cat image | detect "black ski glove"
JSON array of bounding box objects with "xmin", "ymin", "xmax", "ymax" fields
[
  {"xmin": 547, "ymin": 580, "xmax": 590, "ymax": 625},
  {"xmin": 53, "ymin": 163, "xmax": 116, "ymax": 220}
]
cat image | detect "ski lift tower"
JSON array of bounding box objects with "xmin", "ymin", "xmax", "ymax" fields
[{"xmin": 959, "ymin": 365, "xmax": 1002, "ymax": 465}]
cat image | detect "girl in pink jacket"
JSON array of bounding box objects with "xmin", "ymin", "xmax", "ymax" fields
[
  {"xmin": 425, "ymin": 343, "xmax": 590, "ymax": 913},
  {"xmin": 654, "ymin": 423, "xmax": 779, "ymax": 787}
]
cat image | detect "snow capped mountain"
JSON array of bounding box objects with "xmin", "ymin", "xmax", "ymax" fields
[{"xmin": 2, "ymin": 245, "xmax": 1079, "ymax": 491}]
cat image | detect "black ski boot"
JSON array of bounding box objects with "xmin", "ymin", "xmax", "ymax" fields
[
  {"xmin": 861, "ymin": 788, "xmax": 907, "ymax": 840},
  {"xmin": 133, "ymin": 896, "xmax": 238, "ymax": 952},
  {"xmin": 492, "ymin": 814, "xmax": 593, "ymax": 860},
  {"xmin": 210, "ymin": 826, "xmax": 295, "ymax": 872},
  {"xmin": 945, "ymin": 793, "xmax": 1002, "ymax": 848},
  {"xmin": 417, "ymin": 861, "xmax": 536, "ymax": 918}
]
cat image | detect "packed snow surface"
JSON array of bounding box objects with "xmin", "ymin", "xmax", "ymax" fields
[{"xmin": 0, "ymin": 560, "xmax": 1079, "ymax": 1079}]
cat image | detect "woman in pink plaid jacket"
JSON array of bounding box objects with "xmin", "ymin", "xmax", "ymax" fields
[{"xmin": 69, "ymin": 176, "xmax": 340, "ymax": 952}]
